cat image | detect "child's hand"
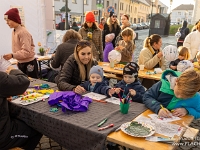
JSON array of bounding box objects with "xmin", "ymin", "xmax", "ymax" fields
[
  {"xmin": 170, "ymin": 65, "xmax": 177, "ymax": 70},
  {"xmin": 129, "ymin": 89, "xmax": 136, "ymax": 96},
  {"xmin": 114, "ymin": 88, "xmax": 121, "ymax": 94},
  {"xmin": 194, "ymin": 64, "xmax": 200, "ymax": 69},
  {"xmin": 3, "ymin": 53, "xmax": 12, "ymax": 60},
  {"xmin": 6, "ymin": 66, "xmax": 14, "ymax": 74},
  {"xmin": 158, "ymin": 108, "xmax": 172, "ymax": 118},
  {"xmin": 108, "ymin": 88, "xmax": 115, "ymax": 96},
  {"xmin": 73, "ymin": 85, "xmax": 86, "ymax": 95},
  {"xmin": 172, "ymin": 108, "xmax": 188, "ymax": 117}
]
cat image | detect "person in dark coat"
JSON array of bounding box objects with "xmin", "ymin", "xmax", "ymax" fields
[
  {"xmin": 71, "ymin": 22, "xmax": 79, "ymax": 32},
  {"xmin": 113, "ymin": 62, "xmax": 145, "ymax": 103},
  {"xmin": 81, "ymin": 65, "xmax": 114, "ymax": 96},
  {"xmin": 51, "ymin": 29, "xmax": 82, "ymax": 69},
  {"xmin": 176, "ymin": 20, "xmax": 190, "ymax": 48},
  {"xmin": 0, "ymin": 67, "xmax": 42, "ymax": 150},
  {"xmin": 56, "ymin": 18, "xmax": 70, "ymax": 30},
  {"xmin": 103, "ymin": 12, "xmax": 121, "ymax": 48},
  {"xmin": 57, "ymin": 40, "xmax": 97, "ymax": 92}
]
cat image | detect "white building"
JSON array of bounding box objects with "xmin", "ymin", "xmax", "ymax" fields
[
  {"xmin": 192, "ymin": 0, "xmax": 200, "ymax": 24},
  {"xmin": 171, "ymin": 4, "xmax": 194, "ymax": 24}
]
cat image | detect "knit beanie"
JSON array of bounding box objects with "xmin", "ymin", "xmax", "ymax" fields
[
  {"xmin": 89, "ymin": 65, "xmax": 104, "ymax": 79},
  {"xmin": 85, "ymin": 12, "xmax": 95, "ymax": 23},
  {"xmin": 105, "ymin": 33, "xmax": 115, "ymax": 42},
  {"xmin": 123, "ymin": 62, "xmax": 139, "ymax": 78},
  {"xmin": 177, "ymin": 60, "xmax": 194, "ymax": 72},
  {"xmin": 4, "ymin": 8, "xmax": 21, "ymax": 24}
]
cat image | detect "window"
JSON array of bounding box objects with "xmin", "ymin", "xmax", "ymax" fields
[
  {"xmin": 121, "ymin": 3, "xmax": 124, "ymax": 10},
  {"xmin": 178, "ymin": 12, "xmax": 181, "ymax": 15},
  {"xmin": 107, "ymin": 1, "xmax": 109, "ymax": 7},
  {"xmin": 155, "ymin": 20, "xmax": 160, "ymax": 28},
  {"xmin": 84, "ymin": 0, "xmax": 87, "ymax": 4},
  {"xmin": 189, "ymin": 12, "xmax": 192, "ymax": 16},
  {"xmin": 115, "ymin": 3, "xmax": 117, "ymax": 9}
]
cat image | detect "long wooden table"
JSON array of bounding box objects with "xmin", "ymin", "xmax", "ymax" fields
[
  {"xmin": 107, "ymin": 109, "xmax": 194, "ymax": 150},
  {"xmin": 99, "ymin": 62, "xmax": 161, "ymax": 81}
]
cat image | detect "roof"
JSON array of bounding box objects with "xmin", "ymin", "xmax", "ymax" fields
[
  {"xmin": 158, "ymin": 1, "xmax": 168, "ymax": 8},
  {"xmin": 145, "ymin": 0, "xmax": 151, "ymax": 5},
  {"xmin": 137, "ymin": 0, "xmax": 150, "ymax": 6},
  {"xmin": 173, "ymin": 4, "xmax": 194, "ymax": 11}
]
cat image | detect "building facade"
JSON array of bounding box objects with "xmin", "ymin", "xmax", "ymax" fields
[
  {"xmin": 192, "ymin": 0, "xmax": 200, "ymax": 24},
  {"xmin": 171, "ymin": 4, "xmax": 194, "ymax": 24}
]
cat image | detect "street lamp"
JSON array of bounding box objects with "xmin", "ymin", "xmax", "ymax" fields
[{"xmin": 148, "ymin": 0, "xmax": 155, "ymax": 36}]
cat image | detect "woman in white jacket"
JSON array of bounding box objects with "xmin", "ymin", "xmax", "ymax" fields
[{"xmin": 183, "ymin": 22, "xmax": 200, "ymax": 60}]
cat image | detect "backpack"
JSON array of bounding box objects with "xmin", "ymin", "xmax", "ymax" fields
[{"xmin": 179, "ymin": 28, "xmax": 186, "ymax": 40}]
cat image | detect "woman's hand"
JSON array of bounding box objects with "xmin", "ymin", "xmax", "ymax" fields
[
  {"xmin": 172, "ymin": 108, "xmax": 188, "ymax": 117},
  {"xmin": 157, "ymin": 52, "xmax": 163, "ymax": 58},
  {"xmin": 73, "ymin": 85, "xmax": 86, "ymax": 95}
]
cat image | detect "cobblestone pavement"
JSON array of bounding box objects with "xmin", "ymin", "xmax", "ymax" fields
[{"xmin": 37, "ymin": 36, "xmax": 200, "ymax": 150}]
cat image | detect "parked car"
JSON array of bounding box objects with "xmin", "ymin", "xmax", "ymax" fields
[
  {"xmin": 130, "ymin": 23, "xmax": 137, "ymax": 30},
  {"xmin": 140, "ymin": 23, "xmax": 148, "ymax": 29},
  {"xmin": 136, "ymin": 24, "xmax": 143, "ymax": 30}
]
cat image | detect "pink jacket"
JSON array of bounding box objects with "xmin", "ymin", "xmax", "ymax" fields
[{"xmin": 12, "ymin": 25, "xmax": 35, "ymax": 63}]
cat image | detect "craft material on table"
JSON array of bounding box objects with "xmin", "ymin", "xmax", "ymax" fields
[
  {"xmin": 98, "ymin": 118, "xmax": 108, "ymax": 127},
  {"xmin": 12, "ymin": 93, "xmax": 49, "ymax": 105},
  {"xmin": 120, "ymin": 121, "xmax": 155, "ymax": 137},
  {"xmin": 0, "ymin": 55, "xmax": 11, "ymax": 72},
  {"xmin": 98, "ymin": 124, "xmax": 114, "ymax": 131},
  {"xmin": 83, "ymin": 92, "xmax": 107, "ymax": 100},
  {"xmin": 145, "ymin": 136, "xmax": 175, "ymax": 143},
  {"xmin": 148, "ymin": 114, "xmax": 181, "ymax": 122},
  {"xmin": 105, "ymin": 97, "xmax": 120, "ymax": 105}
]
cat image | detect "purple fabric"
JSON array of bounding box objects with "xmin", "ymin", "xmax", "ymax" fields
[
  {"xmin": 103, "ymin": 42, "xmax": 114, "ymax": 62},
  {"xmin": 48, "ymin": 91, "xmax": 92, "ymax": 112}
]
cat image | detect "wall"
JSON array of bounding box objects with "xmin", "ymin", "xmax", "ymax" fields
[
  {"xmin": 192, "ymin": 0, "xmax": 200, "ymax": 24},
  {"xmin": 0, "ymin": 0, "xmax": 46, "ymax": 55}
]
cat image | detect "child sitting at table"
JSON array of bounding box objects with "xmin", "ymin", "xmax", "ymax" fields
[
  {"xmin": 115, "ymin": 27, "xmax": 136, "ymax": 63},
  {"xmin": 103, "ymin": 33, "xmax": 115, "ymax": 62},
  {"xmin": 113, "ymin": 62, "xmax": 145, "ymax": 103},
  {"xmin": 80, "ymin": 65, "xmax": 115, "ymax": 97},
  {"xmin": 194, "ymin": 51, "xmax": 200, "ymax": 70},
  {"xmin": 169, "ymin": 46, "xmax": 189, "ymax": 71},
  {"xmin": 143, "ymin": 69, "xmax": 200, "ymax": 119}
]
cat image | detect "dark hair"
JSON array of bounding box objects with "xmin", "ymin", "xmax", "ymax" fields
[
  {"xmin": 143, "ymin": 34, "xmax": 161, "ymax": 48},
  {"xmin": 72, "ymin": 22, "xmax": 78, "ymax": 27},
  {"xmin": 122, "ymin": 14, "xmax": 129, "ymax": 20},
  {"xmin": 83, "ymin": 22, "xmax": 98, "ymax": 30},
  {"xmin": 101, "ymin": 17, "xmax": 105, "ymax": 22}
]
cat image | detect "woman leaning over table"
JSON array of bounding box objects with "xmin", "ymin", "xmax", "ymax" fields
[
  {"xmin": 138, "ymin": 34, "xmax": 165, "ymax": 70},
  {"xmin": 78, "ymin": 11, "xmax": 103, "ymax": 61},
  {"xmin": 3, "ymin": 8, "xmax": 38, "ymax": 78},
  {"xmin": 57, "ymin": 40, "xmax": 97, "ymax": 93},
  {"xmin": 138, "ymin": 34, "xmax": 165, "ymax": 89}
]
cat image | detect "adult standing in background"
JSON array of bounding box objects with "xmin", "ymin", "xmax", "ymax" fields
[
  {"xmin": 103, "ymin": 12, "xmax": 121, "ymax": 49},
  {"xmin": 71, "ymin": 22, "xmax": 79, "ymax": 32},
  {"xmin": 99, "ymin": 17, "xmax": 105, "ymax": 30},
  {"xmin": 3, "ymin": 8, "xmax": 38, "ymax": 78},
  {"xmin": 78, "ymin": 11, "xmax": 103, "ymax": 61},
  {"xmin": 176, "ymin": 20, "xmax": 190, "ymax": 48},
  {"xmin": 57, "ymin": 40, "xmax": 97, "ymax": 92},
  {"xmin": 183, "ymin": 21, "xmax": 200, "ymax": 61}
]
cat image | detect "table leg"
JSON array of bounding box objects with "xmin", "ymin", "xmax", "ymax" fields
[{"xmin": 38, "ymin": 61, "xmax": 42, "ymax": 79}]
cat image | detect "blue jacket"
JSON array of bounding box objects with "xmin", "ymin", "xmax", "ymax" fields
[
  {"xmin": 81, "ymin": 79, "xmax": 111, "ymax": 97},
  {"xmin": 114, "ymin": 80, "xmax": 145, "ymax": 103},
  {"xmin": 143, "ymin": 70, "xmax": 200, "ymax": 119}
]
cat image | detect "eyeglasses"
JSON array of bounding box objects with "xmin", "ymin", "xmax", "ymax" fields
[
  {"xmin": 77, "ymin": 41, "xmax": 91, "ymax": 47},
  {"xmin": 112, "ymin": 15, "xmax": 117, "ymax": 18}
]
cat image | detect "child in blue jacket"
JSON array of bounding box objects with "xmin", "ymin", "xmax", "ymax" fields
[
  {"xmin": 81, "ymin": 65, "xmax": 115, "ymax": 97},
  {"xmin": 143, "ymin": 69, "xmax": 200, "ymax": 119},
  {"xmin": 113, "ymin": 62, "xmax": 145, "ymax": 103}
]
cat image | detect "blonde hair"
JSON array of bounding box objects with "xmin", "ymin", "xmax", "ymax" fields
[
  {"xmin": 178, "ymin": 46, "xmax": 189, "ymax": 60},
  {"xmin": 177, "ymin": 69, "xmax": 200, "ymax": 98},
  {"xmin": 196, "ymin": 21, "xmax": 200, "ymax": 30},
  {"xmin": 196, "ymin": 51, "xmax": 200, "ymax": 60},
  {"xmin": 62, "ymin": 29, "xmax": 82, "ymax": 43},
  {"xmin": 74, "ymin": 40, "xmax": 94, "ymax": 81},
  {"xmin": 121, "ymin": 27, "xmax": 134, "ymax": 41},
  {"xmin": 106, "ymin": 17, "xmax": 120, "ymax": 32}
]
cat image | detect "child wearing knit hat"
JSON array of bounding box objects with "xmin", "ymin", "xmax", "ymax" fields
[
  {"xmin": 113, "ymin": 62, "xmax": 145, "ymax": 103},
  {"xmin": 81, "ymin": 65, "xmax": 115, "ymax": 97},
  {"xmin": 103, "ymin": 33, "xmax": 115, "ymax": 62},
  {"xmin": 3, "ymin": 8, "xmax": 38, "ymax": 78}
]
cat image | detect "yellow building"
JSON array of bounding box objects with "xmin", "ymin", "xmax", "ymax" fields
[{"xmin": 135, "ymin": 0, "xmax": 150, "ymax": 23}]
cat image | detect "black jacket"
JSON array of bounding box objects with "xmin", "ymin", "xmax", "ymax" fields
[
  {"xmin": 0, "ymin": 70, "xmax": 30, "ymax": 143},
  {"xmin": 178, "ymin": 21, "xmax": 190, "ymax": 41},
  {"xmin": 103, "ymin": 23, "xmax": 121, "ymax": 48},
  {"xmin": 169, "ymin": 58, "xmax": 181, "ymax": 71},
  {"xmin": 57, "ymin": 54, "xmax": 97, "ymax": 91},
  {"xmin": 51, "ymin": 39, "xmax": 79, "ymax": 69}
]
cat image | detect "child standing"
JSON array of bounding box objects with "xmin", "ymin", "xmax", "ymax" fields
[
  {"xmin": 169, "ymin": 46, "xmax": 189, "ymax": 71},
  {"xmin": 113, "ymin": 62, "xmax": 145, "ymax": 103},
  {"xmin": 143, "ymin": 69, "xmax": 200, "ymax": 119},
  {"xmin": 81, "ymin": 65, "xmax": 115, "ymax": 97},
  {"xmin": 115, "ymin": 27, "xmax": 135, "ymax": 63},
  {"xmin": 103, "ymin": 33, "xmax": 115, "ymax": 62},
  {"xmin": 194, "ymin": 51, "xmax": 200, "ymax": 70},
  {"xmin": 3, "ymin": 8, "xmax": 38, "ymax": 78}
]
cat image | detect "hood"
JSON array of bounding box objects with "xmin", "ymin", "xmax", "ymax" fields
[{"xmin": 182, "ymin": 20, "xmax": 188, "ymax": 28}]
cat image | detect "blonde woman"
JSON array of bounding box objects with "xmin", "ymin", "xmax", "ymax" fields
[
  {"xmin": 103, "ymin": 12, "xmax": 121, "ymax": 48},
  {"xmin": 57, "ymin": 40, "xmax": 97, "ymax": 92},
  {"xmin": 51, "ymin": 29, "xmax": 82, "ymax": 69}
]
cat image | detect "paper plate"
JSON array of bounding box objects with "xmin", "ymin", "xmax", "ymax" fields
[{"xmin": 121, "ymin": 121, "xmax": 155, "ymax": 137}]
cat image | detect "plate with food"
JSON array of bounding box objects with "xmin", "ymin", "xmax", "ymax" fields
[{"xmin": 121, "ymin": 121, "xmax": 155, "ymax": 137}]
